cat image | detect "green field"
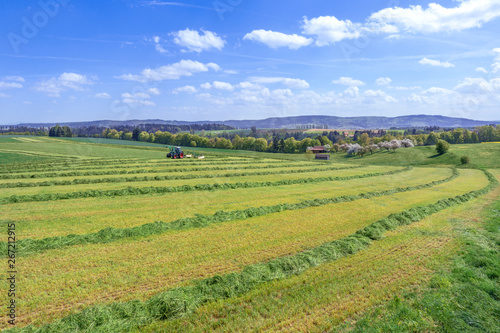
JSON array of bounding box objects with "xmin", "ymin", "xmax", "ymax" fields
[{"xmin": 0, "ymin": 137, "xmax": 498, "ymax": 332}]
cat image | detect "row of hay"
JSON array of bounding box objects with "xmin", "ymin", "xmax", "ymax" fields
[
  {"xmin": 0, "ymin": 167, "xmax": 412, "ymax": 204},
  {"xmin": 2, "ymin": 167, "xmax": 456, "ymax": 256},
  {"xmin": 8, "ymin": 169, "xmax": 496, "ymax": 333},
  {"xmin": 0, "ymin": 165, "xmax": 363, "ymax": 188}
]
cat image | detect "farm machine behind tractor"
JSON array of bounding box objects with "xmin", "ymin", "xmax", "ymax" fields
[{"xmin": 166, "ymin": 146, "xmax": 184, "ymax": 159}]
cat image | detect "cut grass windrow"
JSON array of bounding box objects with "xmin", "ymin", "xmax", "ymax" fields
[
  {"xmin": 0, "ymin": 166, "xmax": 411, "ymax": 204},
  {"xmin": 8, "ymin": 169, "xmax": 497, "ymax": 333},
  {"xmin": 0, "ymin": 159, "xmax": 308, "ymax": 175},
  {"xmin": 0, "ymin": 165, "xmax": 363, "ymax": 188},
  {"xmin": 0, "ymin": 161, "xmax": 342, "ymax": 180},
  {"xmin": 0, "ymin": 158, "xmax": 246, "ymax": 173},
  {"xmin": 0, "ymin": 168, "xmax": 458, "ymax": 256}
]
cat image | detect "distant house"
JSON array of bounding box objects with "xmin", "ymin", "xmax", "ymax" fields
[
  {"xmin": 315, "ymin": 154, "xmax": 330, "ymax": 160},
  {"xmin": 310, "ymin": 145, "xmax": 326, "ymax": 153}
]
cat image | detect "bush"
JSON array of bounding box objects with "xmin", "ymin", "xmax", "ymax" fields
[
  {"xmin": 436, "ymin": 140, "xmax": 450, "ymax": 155},
  {"xmin": 460, "ymin": 156, "xmax": 470, "ymax": 164}
]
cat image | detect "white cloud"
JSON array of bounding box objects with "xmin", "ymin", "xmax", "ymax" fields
[
  {"xmin": 376, "ymin": 77, "xmax": 392, "ymax": 86},
  {"xmin": 117, "ymin": 60, "xmax": 220, "ymax": 82},
  {"xmin": 173, "ymin": 29, "xmax": 225, "ymax": 52},
  {"xmin": 492, "ymin": 48, "xmax": 500, "ymax": 73},
  {"xmin": 368, "ymin": 0, "xmax": 500, "ymax": 34},
  {"xmin": 173, "ymin": 85, "xmax": 197, "ymax": 94},
  {"xmin": 302, "ymin": 16, "xmax": 362, "ymax": 46},
  {"xmin": 35, "ymin": 72, "xmax": 94, "ymax": 97},
  {"xmin": 122, "ymin": 92, "xmax": 151, "ymax": 99},
  {"xmin": 122, "ymin": 98, "xmax": 155, "ymax": 106},
  {"xmin": 391, "ymin": 86, "xmax": 421, "ymax": 91},
  {"xmin": 236, "ymin": 81, "xmax": 263, "ymax": 90},
  {"xmin": 342, "ymin": 86, "xmax": 360, "ymax": 98},
  {"xmin": 152, "ymin": 36, "xmax": 167, "ymax": 53},
  {"xmin": 419, "ymin": 58, "xmax": 455, "ymax": 68},
  {"xmin": 0, "ymin": 92, "xmax": 9, "ymax": 98},
  {"xmin": 95, "ymin": 92, "xmax": 110, "ymax": 99},
  {"xmin": 243, "ymin": 30, "xmax": 313, "ymax": 49},
  {"xmin": 212, "ymin": 81, "xmax": 234, "ymax": 91},
  {"xmin": 199, "ymin": 81, "xmax": 234, "ymax": 91},
  {"xmin": 200, "ymin": 82, "xmax": 212, "ymax": 89},
  {"xmin": 2, "ymin": 76, "xmax": 25, "ymax": 82},
  {"xmin": 0, "ymin": 82, "xmax": 23, "ymax": 89},
  {"xmin": 332, "ymin": 77, "xmax": 365, "ymax": 87},
  {"xmin": 249, "ymin": 77, "xmax": 310, "ymax": 89},
  {"xmin": 147, "ymin": 88, "xmax": 160, "ymax": 95},
  {"xmin": 475, "ymin": 67, "xmax": 488, "ymax": 73},
  {"xmin": 363, "ymin": 90, "xmax": 397, "ymax": 103}
]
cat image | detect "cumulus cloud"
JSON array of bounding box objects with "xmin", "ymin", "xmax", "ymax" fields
[
  {"xmin": 254, "ymin": 1, "xmax": 500, "ymax": 47},
  {"xmin": 122, "ymin": 99, "xmax": 155, "ymax": 106},
  {"xmin": 249, "ymin": 77, "xmax": 310, "ymax": 89},
  {"xmin": 302, "ymin": 16, "xmax": 362, "ymax": 46},
  {"xmin": 152, "ymin": 36, "xmax": 167, "ymax": 53},
  {"xmin": 376, "ymin": 77, "xmax": 392, "ymax": 86},
  {"xmin": 122, "ymin": 92, "xmax": 151, "ymax": 99},
  {"xmin": 35, "ymin": 72, "xmax": 94, "ymax": 97},
  {"xmin": 199, "ymin": 81, "xmax": 234, "ymax": 91},
  {"xmin": 212, "ymin": 81, "xmax": 234, "ymax": 91},
  {"xmin": 94, "ymin": 92, "xmax": 110, "ymax": 99},
  {"xmin": 147, "ymin": 88, "xmax": 160, "ymax": 95},
  {"xmin": 173, "ymin": 85, "xmax": 197, "ymax": 94},
  {"xmin": 475, "ymin": 67, "xmax": 488, "ymax": 73},
  {"xmin": 172, "ymin": 29, "xmax": 225, "ymax": 52},
  {"xmin": 492, "ymin": 48, "xmax": 500, "ymax": 73},
  {"xmin": 332, "ymin": 77, "xmax": 365, "ymax": 87},
  {"xmin": 0, "ymin": 82, "xmax": 23, "ymax": 89},
  {"xmin": 363, "ymin": 90, "xmax": 397, "ymax": 103},
  {"xmin": 2, "ymin": 76, "xmax": 25, "ymax": 82},
  {"xmin": 419, "ymin": 58, "xmax": 455, "ymax": 68},
  {"xmin": 367, "ymin": 0, "xmax": 500, "ymax": 34},
  {"xmin": 117, "ymin": 60, "xmax": 220, "ymax": 82},
  {"xmin": 243, "ymin": 30, "xmax": 313, "ymax": 49}
]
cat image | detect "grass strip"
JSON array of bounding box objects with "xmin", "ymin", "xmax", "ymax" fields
[
  {"xmin": 1, "ymin": 167, "xmax": 457, "ymax": 256},
  {"xmin": 0, "ymin": 159, "xmax": 302, "ymax": 175},
  {"xmin": 8, "ymin": 169, "xmax": 497, "ymax": 333},
  {"xmin": 0, "ymin": 165, "xmax": 363, "ymax": 188},
  {"xmin": 0, "ymin": 161, "xmax": 342, "ymax": 180},
  {"xmin": 348, "ymin": 188, "xmax": 500, "ymax": 333},
  {"xmin": 0, "ymin": 166, "xmax": 411, "ymax": 205}
]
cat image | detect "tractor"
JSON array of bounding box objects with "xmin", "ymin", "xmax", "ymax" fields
[{"xmin": 166, "ymin": 146, "xmax": 184, "ymax": 159}]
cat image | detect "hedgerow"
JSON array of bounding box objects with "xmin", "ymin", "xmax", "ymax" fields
[
  {"xmin": 0, "ymin": 166, "xmax": 412, "ymax": 205},
  {"xmin": 0, "ymin": 165, "xmax": 364, "ymax": 188},
  {"xmin": 7, "ymin": 169, "xmax": 496, "ymax": 333},
  {"xmin": 2, "ymin": 167, "xmax": 455, "ymax": 256}
]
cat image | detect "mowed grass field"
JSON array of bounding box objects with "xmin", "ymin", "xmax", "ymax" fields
[{"xmin": 0, "ymin": 136, "xmax": 498, "ymax": 332}]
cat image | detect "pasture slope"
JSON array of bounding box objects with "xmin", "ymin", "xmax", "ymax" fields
[{"xmin": 0, "ymin": 136, "xmax": 498, "ymax": 332}]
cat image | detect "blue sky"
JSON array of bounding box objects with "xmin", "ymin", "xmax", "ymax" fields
[{"xmin": 1, "ymin": 0, "xmax": 500, "ymax": 124}]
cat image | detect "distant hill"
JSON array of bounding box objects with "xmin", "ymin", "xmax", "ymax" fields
[
  {"xmin": 11, "ymin": 115, "xmax": 499, "ymax": 130},
  {"xmin": 222, "ymin": 115, "xmax": 498, "ymax": 129}
]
